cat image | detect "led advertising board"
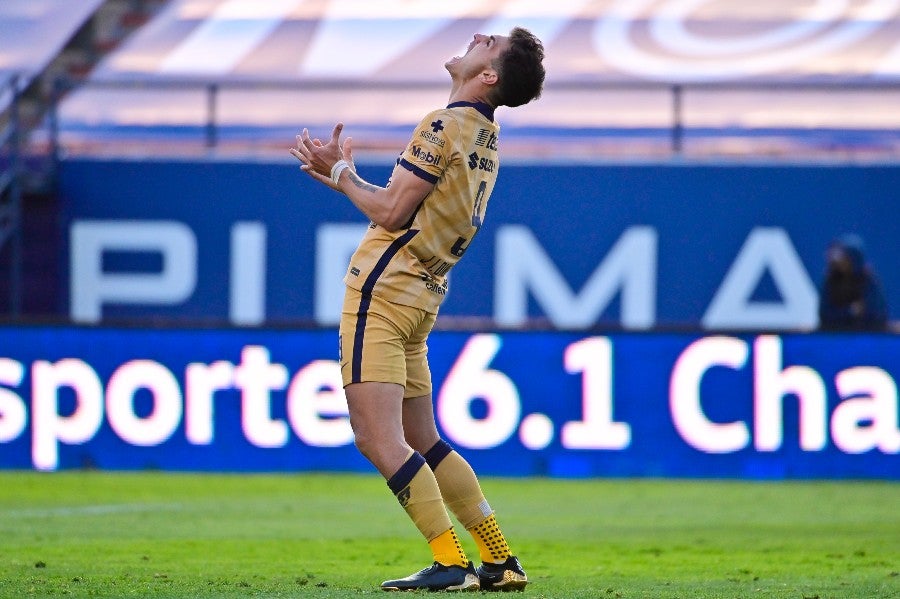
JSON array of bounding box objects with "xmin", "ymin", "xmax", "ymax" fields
[{"xmin": 1, "ymin": 326, "xmax": 896, "ymax": 478}]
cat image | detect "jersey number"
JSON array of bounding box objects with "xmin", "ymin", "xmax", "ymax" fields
[{"xmin": 451, "ymin": 181, "xmax": 487, "ymax": 258}]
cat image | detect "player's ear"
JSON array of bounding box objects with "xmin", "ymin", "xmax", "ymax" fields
[{"xmin": 479, "ymin": 68, "xmax": 498, "ymax": 86}]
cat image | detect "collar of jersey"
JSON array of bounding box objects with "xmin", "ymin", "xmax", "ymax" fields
[{"xmin": 447, "ymin": 101, "xmax": 495, "ymax": 122}]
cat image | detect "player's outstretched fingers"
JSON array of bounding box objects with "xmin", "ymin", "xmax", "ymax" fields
[
  {"xmin": 331, "ymin": 122, "xmax": 344, "ymax": 145},
  {"xmin": 293, "ymin": 133, "xmax": 306, "ymax": 157},
  {"xmin": 291, "ymin": 145, "xmax": 312, "ymax": 166},
  {"xmin": 300, "ymin": 128, "xmax": 318, "ymax": 151},
  {"xmin": 343, "ymin": 137, "xmax": 354, "ymax": 168}
]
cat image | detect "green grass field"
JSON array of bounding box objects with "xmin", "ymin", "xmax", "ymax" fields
[{"xmin": 0, "ymin": 472, "xmax": 897, "ymax": 598}]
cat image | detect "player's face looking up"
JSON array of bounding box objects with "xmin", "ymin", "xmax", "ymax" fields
[{"xmin": 445, "ymin": 33, "xmax": 509, "ymax": 83}]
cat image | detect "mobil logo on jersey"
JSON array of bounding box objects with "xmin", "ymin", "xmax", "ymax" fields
[{"xmin": 410, "ymin": 145, "xmax": 442, "ymax": 166}]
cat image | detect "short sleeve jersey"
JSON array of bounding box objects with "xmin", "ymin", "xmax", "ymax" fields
[{"xmin": 343, "ymin": 101, "xmax": 500, "ymax": 313}]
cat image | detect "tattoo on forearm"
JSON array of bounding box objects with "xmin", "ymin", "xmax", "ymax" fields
[{"xmin": 349, "ymin": 171, "xmax": 380, "ymax": 193}]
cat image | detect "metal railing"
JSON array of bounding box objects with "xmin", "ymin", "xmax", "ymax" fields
[
  {"xmin": 46, "ymin": 76, "xmax": 900, "ymax": 156},
  {"xmin": 0, "ymin": 75, "xmax": 22, "ymax": 316}
]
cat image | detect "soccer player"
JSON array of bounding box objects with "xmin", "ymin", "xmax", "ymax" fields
[{"xmin": 291, "ymin": 28, "xmax": 545, "ymax": 592}]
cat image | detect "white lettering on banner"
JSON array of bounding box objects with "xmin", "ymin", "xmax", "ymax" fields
[
  {"xmin": 494, "ymin": 225, "xmax": 657, "ymax": 329},
  {"xmin": 670, "ymin": 336, "xmax": 751, "ymax": 453},
  {"xmin": 185, "ymin": 360, "xmax": 234, "ymax": 444},
  {"xmin": 233, "ymin": 346, "xmax": 289, "ymax": 448},
  {"xmin": 315, "ymin": 223, "xmax": 369, "ymax": 326},
  {"xmin": 670, "ymin": 335, "xmax": 900, "ymax": 454},
  {"xmin": 3, "ymin": 335, "xmax": 899, "ymax": 470},
  {"xmin": 703, "ymin": 228, "xmax": 818, "ymax": 330},
  {"xmin": 832, "ymin": 367, "xmax": 900, "ymax": 454},
  {"xmin": 70, "ymin": 220, "xmax": 197, "ymax": 323},
  {"xmin": 70, "ymin": 219, "xmax": 270, "ymax": 326},
  {"xmin": 18, "ymin": 347, "xmax": 356, "ymax": 470},
  {"xmin": 561, "ymin": 337, "xmax": 630, "ymax": 450},
  {"xmin": 31, "ymin": 359, "xmax": 105, "ymax": 471},
  {"xmin": 0, "ymin": 359, "xmax": 26, "ymax": 442},
  {"xmin": 754, "ymin": 336, "xmax": 827, "ymax": 451},
  {"xmin": 286, "ymin": 360, "xmax": 352, "ymax": 447},
  {"xmin": 106, "ymin": 360, "xmax": 183, "ymax": 446},
  {"xmin": 437, "ymin": 334, "xmax": 522, "ymax": 449},
  {"xmin": 69, "ymin": 219, "xmax": 827, "ymax": 330},
  {"xmin": 229, "ymin": 222, "xmax": 267, "ymax": 326}
]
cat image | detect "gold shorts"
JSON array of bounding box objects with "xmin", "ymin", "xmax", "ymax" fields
[{"xmin": 339, "ymin": 286, "xmax": 436, "ymax": 398}]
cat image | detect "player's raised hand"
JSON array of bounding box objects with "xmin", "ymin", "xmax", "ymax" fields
[{"xmin": 290, "ymin": 123, "xmax": 351, "ymax": 191}]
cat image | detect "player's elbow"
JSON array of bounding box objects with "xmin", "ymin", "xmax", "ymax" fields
[
  {"xmin": 370, "ymin": 187, "xmax": 422, "ymax": 231},
  {"xmin": 377, "ymin": 210, "xmax": 414, "ymax": 232},
  {"xmin": 378, "ymin": 219, "xmax": 406, "ymax": 233}
]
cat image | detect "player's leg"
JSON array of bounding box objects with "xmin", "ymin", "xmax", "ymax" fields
[
  {"xmin": 403, "ymin": 396, "xmax": 528, "ymax": 590},
  {"xmin": 340, "ymin": 288, "xmax": 476, "ymax": 591},
  {"xmin": 429, "ymin": 442, "xmax": 528, "ymax": 591},
  {"xmin": 344, "ymin": 383, "xmax": 475, "ymax": 591},
  {"xmin": 402, "ymin": 326, "xmax": 527, "ymax": 591},
  {"xmin": 343, "ymin": 381, "xmax": 410, "ymax": 478}
]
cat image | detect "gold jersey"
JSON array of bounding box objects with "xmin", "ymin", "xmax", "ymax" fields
[{"xmin": 344, "ymin": 101, "xmax": 500, "ymax": 313}]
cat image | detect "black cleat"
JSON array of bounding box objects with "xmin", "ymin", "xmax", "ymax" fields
[
  {"xmin": 476, "ymin": 556, "xmax": 528, "ymax": 591},
  {"xmin": 381, "ymin": 561, "xmax": 480, "ymax": 592}
]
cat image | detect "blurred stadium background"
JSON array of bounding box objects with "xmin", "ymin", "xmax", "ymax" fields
[{"xmin": 0, "ymin": 0, "xmax": 898, "ymax": 478}]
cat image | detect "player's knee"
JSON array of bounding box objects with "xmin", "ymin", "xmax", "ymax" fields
[{"xmin": 352, "ymin": 428, "xmax": 378, "ymax": 461}]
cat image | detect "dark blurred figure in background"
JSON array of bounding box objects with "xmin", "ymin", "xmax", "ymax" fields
[{"xmin": 818, "ymin": 234, "xmax": 889, "ymax": 331}]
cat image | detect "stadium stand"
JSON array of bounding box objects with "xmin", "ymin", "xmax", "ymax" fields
[
  {"xmin": 47, "ymin": 0, "xmax": 900, "ymax": 159},
  {"xmin": 0, "ymin": 0, "xmax": 167, "ymax": 315},
  {"xmin": 1, "ymin": 0, "xmax": 900, "ymax": 320}
]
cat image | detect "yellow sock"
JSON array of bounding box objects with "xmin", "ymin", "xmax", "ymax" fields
[
  {"xmin": 424, "ymin": 440, "xmax": 493, "ymax": 528},
  {"xmin": 428, "ymin": 528, "xmax": 468, "ymax": 567},
  {"xmin": 468, "ymin": 513, "xmax": 512, "ymax": 564},
  {"xmin": 387, "ymin": 451, "xmax": 467, "ymax": 565},
  {"xmin": 423, "ymin": 441, "xmax": 512, "ymax": 564}
]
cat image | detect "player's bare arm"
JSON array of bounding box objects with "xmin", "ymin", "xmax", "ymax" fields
[
  {"xmin": 343, "ymin": 166, "xmax": 433, "ymax": 232},
  {"xmin": 291, "ymin": 123, "xmax": 434, "ymax": 232}
]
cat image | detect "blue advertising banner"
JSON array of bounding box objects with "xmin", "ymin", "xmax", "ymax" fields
[
  {"xmin": 1, "ymin": 325, "xmax": 897, "ymax": 478},
  {"xmin": 59, "ymin": 158, "xmax": 899, "ymax": 330}
]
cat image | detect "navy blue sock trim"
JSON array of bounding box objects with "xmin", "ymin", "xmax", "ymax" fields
[
  {"xmin": 386, "ymin": 452, "xmax": 426, "ymax": 495},
  {"xmin": 423, "ymin": 440, "xmax": 453, "ymax": 470}
]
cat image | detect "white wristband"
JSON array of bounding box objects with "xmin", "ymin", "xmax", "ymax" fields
[{"xmin": 330, "ymin": 159, "xmax": 350, "ymax": 186}]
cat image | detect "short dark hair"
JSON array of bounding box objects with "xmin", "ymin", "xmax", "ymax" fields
[{"xmin": 490, "ymin": 27, "xmax": 545, "ymax": 108}]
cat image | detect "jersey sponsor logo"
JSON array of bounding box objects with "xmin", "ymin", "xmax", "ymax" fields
[
  {"xmin": 467, "ymin": 152, "xmax": 496, "ymax": 173},
  {"xmin": 419, "ymin": 129, "xmax": 445, "ymax": 147},
  {"xmin": 350, "ymin": 266, "xmax": 360, "ymax": 277},
  {"xmin": 475, "ymin": 129, "xmax": 498, "ymax": 150},
  {"xmin": 424, "ymin": 279, "xmax": 448, "ymax": 296},
  {"xmin": 410, "ymin": 145, "xmax": 442, "ymax": 166},
  {"xmin": 421, "ymin": 272, "xmax": 449, "ymax": 295}
]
